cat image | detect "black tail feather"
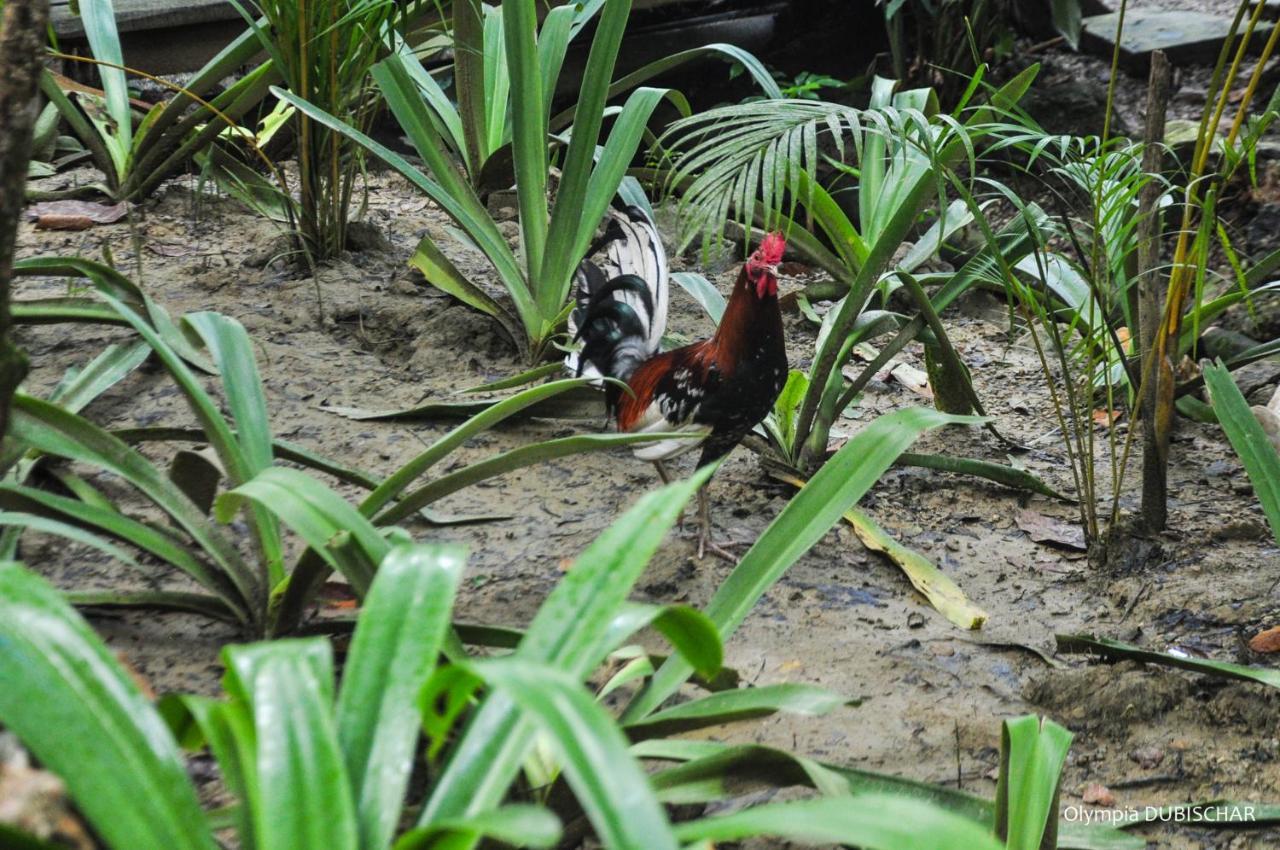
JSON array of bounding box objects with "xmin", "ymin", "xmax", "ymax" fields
[{"xmin": 567, "ymin": 205, "xmax": 668, "ymax": 384}]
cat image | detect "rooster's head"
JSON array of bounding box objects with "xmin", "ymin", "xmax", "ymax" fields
[{"xmin": 746, "ymin": 232, "xmax": 786, "ymax": 298}]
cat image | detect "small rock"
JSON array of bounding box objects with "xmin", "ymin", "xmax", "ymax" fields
[
  {"xmin": 907, "ymin": 612, "xmax": 926, "ymax": 629},
  {"xmin": 1081, "ymin": 782, "xmax": 1115, "ymax": 807},
  {"xmin": 345, "ymin": 220, "xmax": 390, "ymax": 253},
  {"xmin": 1130, "ymin": 745, "xmax": 1164, "ymax": 769}
]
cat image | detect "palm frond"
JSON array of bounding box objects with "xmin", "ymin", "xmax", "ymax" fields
[{"xmin": 655, "ymin": 96, "xmax": 977, "ymax": 254}]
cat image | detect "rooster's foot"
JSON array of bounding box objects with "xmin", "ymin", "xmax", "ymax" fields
[{"xmin": 693, "ymin": 528, "xmax": 748, "ymax": 563}]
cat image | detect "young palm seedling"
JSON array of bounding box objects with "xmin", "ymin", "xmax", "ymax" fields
[
  {"xmin": 40, "ymin": 0, "xmax": 281, "ymax": 201},
  {"xmin": 659, "ymin": 65, "xmax": 1044, "ymax": 473},
  {"xmin": 0, "ymin": 429, "xmax": 1139, "ymax": 849},
  {"xmin": 0, "ymin": 258, "xmax": 682, "ymax": 636},
  {"xmin": 280, "ymin": 0, "xmax": 778, "ymax": 361}
]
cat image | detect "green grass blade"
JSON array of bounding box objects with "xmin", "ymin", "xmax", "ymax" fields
[
  {"xmin": 482, "ymin": 4, "xmax": 511, "ymax": 155},
  {"xmin": 8, "ymin": 396, "xmax": 259, "ymax": 615},
  {"xmin": 536, "ymin": 6, "xmax": 576, "ymax": 121},
  {"xmin": 459, "ymin": 362, "xmax": 563, "ymax": 393},
  {"xmin": 605, "ymin": 603, "xmax": 723, "ymax": 681},
  {"xmin": 392, "ymin": 40, "xmax": 466, "ymax": 162},
  {"xmin": 452, "ymin": 0, "xmax": 487, "ymax": 172},
  {"xmin": 11, "ymin": 297, "xmax": 129, "ymax": 325},
  {"xmin": 646, "ymin": 741, "xmax": 853, "ymax": 802},
  {"xmin": 626, "ymin": 684, "xmax": 855, "ymax": 740},
  {"xmin": 216, "ymin": 467, "xmax": 388, "ymax": 596},
  {"xmin": 47, "ymin": 339, "xmax": 149, "ymax": 413},
  {"xmin": 222, "ymin": 639, "xmax": 358, "ymax": 850},
  {"xmin": 0, "ymin": 510, "xmax": 144, "ymax": 570},
  {"xmin": 1056, "ymin": 634, "xmax": 1280, "ymax": 689},
  {"xmin": 625, "ymin": 408, "xmax": 977, "ymax": 721},
  {"xmin": 673, "ymin": 796, "xmax": 1002, "ymax": 850},
  {"xmin": 408, "ymin": 233, "xmax": 525, "ymax": 355},
  {"xmin": 641, "ymin": 739, "xmax": 1144, "ymax": 849},
  {"xmin": 78, "ymin": 0, "xmax": 133, "ymax": 174},
  {"xmin": 897, "ymin": 452, "xmax": 1073, "ymax": 501},
  {"xmin": 395, "ymin": 805, "xmax": 561, "ymax": 850},
  {"xmin": 185, "ymin": 312, "xmax": 284, "ymax": 584},
  {"xmin": 419, "ymin": 467, "xmax": 713, "ymax": 824},
  {"xmin": 0, "ymin": 483, "xmax": 232, "ymax": 602},
  {"xmin": 336, "ymin": 544, "xmax": 466, "ymax": 850},
  {"xmin": 361, "ymin": 378, "xmax": 605, "ymax": 518},
  {"xmin": 65, "ymin": 590, "xmax": 240, "ymax": 621},
  {"xmin": 26, "ymin": 274, "xmax": 247, "ymax": 489},
  {"xmin": 130, "ymin": 21, "xmax": 267, "ymax": 161},
  {"xmin": 13, "ymin": 257, "xmax": 213, "ymax": 370},
  {"xmin": 502, "ymin": 0, "xmax": 549, "ymax": 287},
  {"xmin": 555, "ymin": 86, "xmax": 683, "ymax": 308},
  {"xmin": 539, "ymin": 0, "xmax": 632, "ymax": 313},
  {"xmin": 275, "ymin": 78, "xmax": 536, "ymax": 336},
  {"xmin": 456, "ymin": 658, "xmax": 680, "ymax": 850},
  {"xmin": 549, "ymin": 43, "xmax": 780, "ymax": 132},
  {"xmin": 671, "ymin": 271, "xmax": 726, "ymax": 325},
  {"xmin": 0, "ymin": 563, "xmax": 217, "ymax": 850},
  {"xmin": 1203, "ymin": 358, "xmax": 1280, "ymax": 543},
  {"xmin": 375, "ymin": 432, "xmax": 700, "ymax": 524},
  {"xmin": 997, "ymin": 715, "xmax": 1072, "ymax": 850}
]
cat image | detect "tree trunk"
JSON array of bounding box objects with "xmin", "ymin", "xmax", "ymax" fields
[{"xmin": 0, "ymin": 0, "xmax": 45, "ymax": 436}]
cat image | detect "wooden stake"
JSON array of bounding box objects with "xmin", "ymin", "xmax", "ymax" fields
[{"xmin": 1137, "ymin": 50, "xmax": 1172, "ymax": 532}]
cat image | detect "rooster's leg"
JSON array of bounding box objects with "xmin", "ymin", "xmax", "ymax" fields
[{"xmin": 696, "ymin": 487, "xmax": 738, "ymax": 563}]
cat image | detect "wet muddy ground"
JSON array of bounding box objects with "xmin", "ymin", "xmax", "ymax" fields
[{"xmin": 12, "ymin": 25, "xmax": 1280, "ymax": 847}]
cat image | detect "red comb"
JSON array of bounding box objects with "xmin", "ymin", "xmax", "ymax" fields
[{"xmin": 754, "ymin": 232, "xmax": 786, "ymax": 265}]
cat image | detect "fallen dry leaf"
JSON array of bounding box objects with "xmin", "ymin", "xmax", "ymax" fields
[
  {"xmin": 1016, "ymin": 509, "xmax": 1087, "ymax": 551},
  {"xmin": 35, "ymin": 214, "xmax": 95, "ymax": 231},
  {"xmin": 28, "ymin": 200, "xmax": 129, "ymax": 226},
  {"xmin": 1092, "ymin": 408, "xmax": 1122, "ymax": 427},
  {"xmin": 1249, "ymin": 626, "xmax": 1280, "ymax": 653},
  {"xmin": 0, "ymin": 735, "xmax": 94, "ymax": 849},
  {"xmin": 890, "ymin": 362, "xmax": 933, "ymax": 399},
  {"xmin": 1082, "ymin": 782, "xmax": 1115, "ymax": 806}
]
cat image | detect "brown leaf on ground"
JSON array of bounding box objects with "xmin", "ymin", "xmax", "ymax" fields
[
  {"xmin": 1016, "ymin": 509, "xmax": 1087, "ymax": 551},
  {"xmin": 1249, "ymin": 626, "xmax": 1280, "ymax": 653},
  {"xmin": 0, "ymin": 734, "xmax": 94, "ymax": 849},
  {"xmin": 1082, "ymin": 782, "xmax": 1115, "ymax": 806},
  {"xmin": 28, "ymin": 200, "xmax": 129, "ymax": 225},
  {"xmin": 34, "ymin": 214, "xmax": 95, "ymax": 231},
  {"xmin": 889, "ymin": 362, "xmax": 933, "ymax": 399},
  {"xmin": 1092, "ymin": 408, "xmax": 1122, "ymax": 427}
]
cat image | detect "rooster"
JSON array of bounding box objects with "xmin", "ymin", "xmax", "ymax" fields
[{"xmin": 569, "ymin": 210, "xmax": 788, "ymax": 560}]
